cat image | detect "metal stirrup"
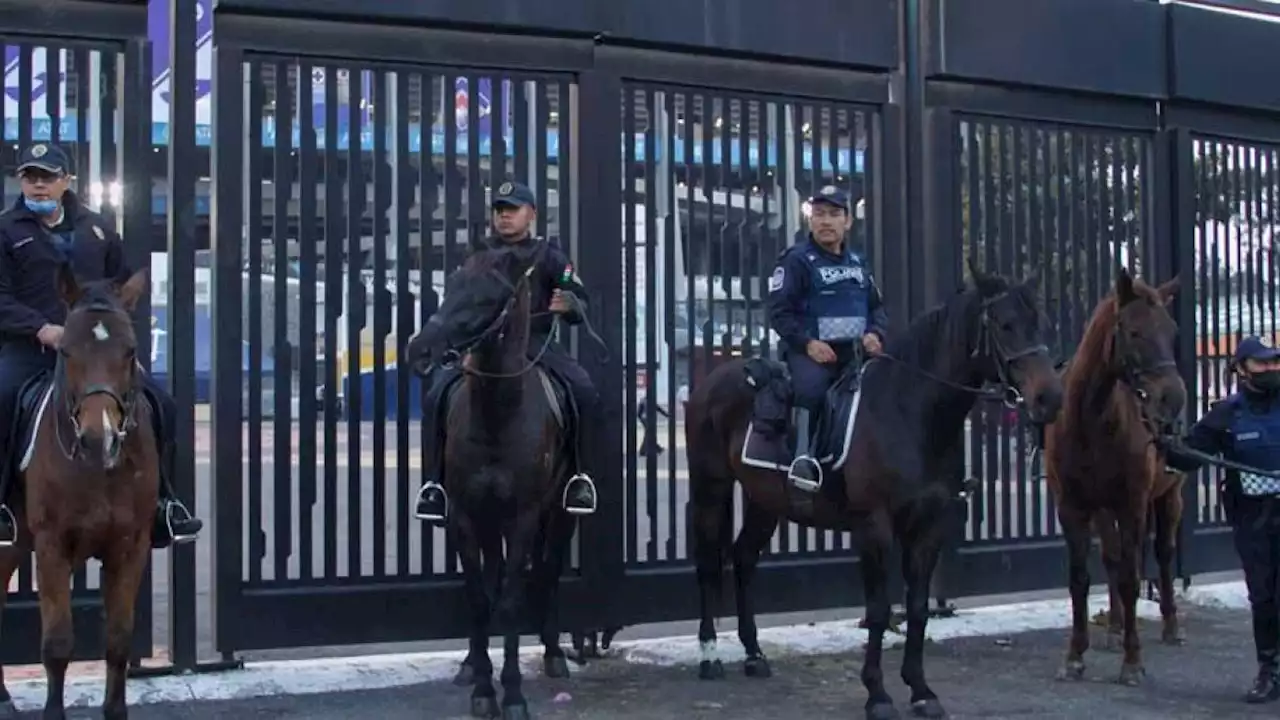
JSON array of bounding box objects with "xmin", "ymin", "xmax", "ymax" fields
[
  {"xmin": 166, "ymin": 502, "xmax": 199, "ymax": 544},
  {"xmin": 413, "ymin": 482, "xmax": 448, "ymax": 521},
  {"xmin": 788, "ymin": 456, "xmax": 823, "ymax": 492},
  {"xmin": 562, "ymin": 474, "xmax": 597, "ymax": 515}
]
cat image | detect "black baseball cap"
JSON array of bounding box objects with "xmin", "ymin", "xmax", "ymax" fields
[
  {"xmin": 1234, "ymin": 335, "xmax": 1280, "ymax": 365},
  {"xmin": 16, "ymin": 142, "xmax": 72, "ymax": 175},
  {"xmin": 808, "ymin": 185, "xmax": 850, "ymax": 211},
  {"xmin": 492, "ymin": 180, "xmax": 536, "ymax": 208}
]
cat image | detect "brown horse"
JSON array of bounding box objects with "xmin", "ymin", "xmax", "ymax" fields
[
  {"xmin": 687, "ymin": 263, "xmax": 1063, "ymax": 720},
  {"xmin": 1044, "ymin": 268, "xmax": 1184, "ymax": 686},
  {"xmin": 0, "ymin": 267, "xmax": 155, "ymax": 720},
  {"xmin": 1093, "ymin": 469, "xmax": 1186, "ymax": 647},
  {"xmin": 407, "ymin": 245, "xmax": 579, "ymax": 720}
]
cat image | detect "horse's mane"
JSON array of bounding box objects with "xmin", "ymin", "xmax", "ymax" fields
[
  {"xmin": 883, "ymin": 285, "xmax": 987, "ymax": 367},
  {"xmin": 461, "ymin": 245, "xmax": 509, "ymax": 272}
]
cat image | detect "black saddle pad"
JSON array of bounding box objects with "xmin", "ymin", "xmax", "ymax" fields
[
  {"xmin": 812, "ymin": 361, "xmax": 863, "ymax": 468},
  {"xmin": 12, "ymin": 370, "xmax": 54, "ymax": 474}
]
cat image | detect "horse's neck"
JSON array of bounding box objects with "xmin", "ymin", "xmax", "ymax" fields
[
  {"xmin": 467, "ymin": 294, "xmax": 532, "ymax": 434},
  {"xmin": 1068, "ymin": 355, "xmax": 1126, "ymax": 435},
  {"xmin": 881, "ymin": 306, "xmax": 983, "ymax": 447}
]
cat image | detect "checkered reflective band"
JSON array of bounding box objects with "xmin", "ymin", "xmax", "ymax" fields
[{"xmin": 1239, "ymin": 472, "xmax": 1280, "ymax": 497}]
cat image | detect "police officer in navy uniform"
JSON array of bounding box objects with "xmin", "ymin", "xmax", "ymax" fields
[
  {"xmin": 1165, "ymin": 335, "xmax": 1280, "ymax": 703},
  {"xmin": 413, "ymin": 181, "xmax": 598, "ymax": 522},
  {"xmin": 0, "ymin": 142, "xmax": 202, "ymax": 547},
  {"xmin": 767, "ymin": 185, "xmax": 888, "ymax": 491}
]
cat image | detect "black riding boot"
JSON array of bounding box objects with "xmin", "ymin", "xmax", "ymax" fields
[
  {"xmin": 151, "ymin": 444, "xmax": 203, "ymax": 548},
  {"xmin": 1247, "ymin": 663, "xmax": 1280, "ymax": 703},
  {"xmin": 787, "ymin": 408, "xmax": 822, "ymax": 492},
  {"xmin": 563, "ymin": 399, "xmax": 599, "ymax": 516},
  {"xmin": 414, "ymin": 372, "xmax": 453, "ymax": 525},
  {"xmin": 0, "ymin": 475, "xmax": 15, "ymax": 547}
]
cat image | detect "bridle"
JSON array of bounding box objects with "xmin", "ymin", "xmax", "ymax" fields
[
  {"xmin": 874, "ymin": 288, "xmax": 1049, "ymax": 409},
  {"xmin": 53, "ymin": 303, "xmax": 141, "ymax": 464},
  {"xmin": 1110, "ymin": 307, "xmax": 1179, "ymax": 439},
  {"xmin": 436, "ymin": 243, "xmax": 557, "ymax": 380}
]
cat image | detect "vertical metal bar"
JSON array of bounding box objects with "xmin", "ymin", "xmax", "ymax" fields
[
  {"xmin": 120, "ymin": 36, "xmax": 156, "ymax": 663},
  {"xmin": 296, "ymin": 61, "xmax": 318, "ymax": 581},
  {"xmin": 622, "ymin": 84, "xmax": 638, "ymax": 564},
  {"xmin": 1010, "ymin": 123, "xmax": 1026, "ymax": 540},
  {"xmin": 47, "ymin": 46, "xmax": 63, "ymax": 145},
  {"xmin": 73, "ymin": 48, "xmax": 91, "ymax": 206},
  {"xmin": 210, "ymin": 40, "xmax": 246, "ymax": 656},
  {"xmin": 392, "ymin": 71, "xmax": 411, "ymax": 579},
  {"xmin": 370, "ymin": 69, "xmax": 388, "ymax": 578},
  {"xmin": 322, "ymin": 66, "xmax": 342, "ymax": 579},
  {"xmin": 416, "ymin": 73, "xmax": 439, "ymax": 572},
  {"xmin": 440, "ymin": 72, "xmax": 460, "ymax": 573},
  {"xmin": 465, "ymin": 74, "xmax": 483, "ymax": 249},
  {"xmin": 271, "ymin": 59, "xmax": 295, "ymax": 584},
  {"xmin": 246, "ymin": 65, "xmax": 265, "ymax": 584},
  {"xmin": 661, "ymin": 90, "xmax": 680, "ymax": 558},
  {"xmin": 1028, "ymin": 127, "xmax": 1044, "ymax": 536},
  {"xmin": 18, "ymin": 45, "xmax": 32, "ymax": 152},
  {"xmin": 345, "ymin": 67, "xmax": 365, "ymax": 578},
  {"xmin": 642, "ymin": 87, "xmax": 658, "ymax": 563}
]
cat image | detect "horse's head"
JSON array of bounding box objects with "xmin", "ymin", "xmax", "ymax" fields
[
  {"xmin": 56, "ymin": 265, "xmax": 147, "ymax": 469},
  {"xmin": 966, "ymin": 260, "xmax": 1064, "ymax": 424},
  {"xmin": 1109, "ymin": 267, "xmax": 1184, "ymax": 434},
  {"xmin": 406, "ymin": 244, "xmax": 540, "ymax": 369}
]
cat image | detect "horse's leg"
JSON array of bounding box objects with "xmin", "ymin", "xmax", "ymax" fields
[
  {"xmin": 495, "ymin": 509, "xmax": 540, "ymax": 720},
  {"xmin": 858, "ymin": 509, "xmax": 898, "ymax": 720},
  {"xmin": 733, "ymin": 498, "xmax": 779, "ymax": 679},
  {"xmin": 1116, "ymin": 499, "xmax": 1150, "ymax": 686},
  {"xmin": 535, "ymin": 510, "xmax": 576, "ymax": 679},
  {"xmin": 1154, "ymin": 482, "xmax": 1185, "ymax": 645},
  {"xmin": 1056, "ymin": 505, "xmax": 1093, "ymax": 681},
  {"xmin": 1094, "ymin": 509, "xmax": 1125, "ymax": 651},
  {"xmin": 33, "ymin": 542, "xmax": 73, "ymax": 720},
  {"xmin": 100, "ymin": 536, "xmax": 150, "ymax": 720},
  {"xmin": 455, "ymin": 514, "xmax": 498, "ymax": 718},
  {"xmin": 689, "ymin": 468, "xmax": 733, "ymax": 681},
  {"xmin": 899, "ymin": 499, "xmax": 948, "ymax": 719},
  {"xmin": 0, "ymin": 543, "xmax": 27, "ymax": 720}
]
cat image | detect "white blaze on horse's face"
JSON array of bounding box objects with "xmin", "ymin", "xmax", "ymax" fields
[{"xmin": 92, "ymin": 322, "xmax": 109, "ymax": 341}]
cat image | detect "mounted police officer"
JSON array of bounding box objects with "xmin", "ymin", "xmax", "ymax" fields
[
  {"xmin": 0, "ymin": 142, "xmax": 202, "ymax": 548},
  {"xmin": 767, "ymin": 185, "xmax": 888, "ymax": 491},
  {"xmin": 413, "ymin": 181, "xmax": 598, "ymax": 523},
  {"xmin": 1164, "ymin": 334, "xmax": 1280, "ymax": 704}
]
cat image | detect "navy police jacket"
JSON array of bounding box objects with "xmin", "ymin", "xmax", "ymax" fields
[
  {"xmin": 471, "ymin": 234, "xmax": 587, "ymax": 341},
  {"xmin": 1166, "ymin": 391, "xmax": 1280, "ymax": 497},
  {"xmin": 767, "ymin": 237, "xmax": 888, "ymax": 354},
  {"xmin": 0, "ymin": 191, "xmax": 130, "ymax": 342}
]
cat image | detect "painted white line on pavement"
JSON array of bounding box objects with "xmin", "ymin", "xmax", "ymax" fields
[{"xmin": 5, "ymin": 580, "xmax": 1249, "ymax": 710}]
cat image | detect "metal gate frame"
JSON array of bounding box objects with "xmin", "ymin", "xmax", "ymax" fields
[{"xmin": 0, "ymin": 0, "xmax": 154, "ymax": 665}]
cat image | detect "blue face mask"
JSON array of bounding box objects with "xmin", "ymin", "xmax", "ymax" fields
[{"xmin": 23, "ymin": 198, "xmax": 58, "ymax": 215}]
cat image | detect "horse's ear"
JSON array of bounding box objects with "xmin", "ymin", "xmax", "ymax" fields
[
  {"xmin": 967, "ymin": 258, "xmax": 1004, "ymax": 297},
  {"xmin": 56, "ymin": 264, "xmax": 82, "ymax": 308},
  {"xmin": 116, "ymin": 268, "xmax": 149, "ymax": 312},
  {"xmin": 1115, "ymin": 266, "xmax": 1138, "ymax": 306},
  {"xmin": 1157, "ymin": 275, "xmax": 1181, "ymax": 307}
]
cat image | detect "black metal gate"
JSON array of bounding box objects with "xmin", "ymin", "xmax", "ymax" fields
[
  {"xmin": 0, "ymin": 8, "xmax": 154, "ymax": 665},
  {"xmin": 208, "ymin": 33, "xmax": 603, "ymax": 649}
]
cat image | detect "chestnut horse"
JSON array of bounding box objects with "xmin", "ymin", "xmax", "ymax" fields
[
  {"xmin": 686, "ymin": 263, "xmax": 1064, "ymax": 720},
  {"xmin": 1044, "ymin": 268, "xmax": 1184, "ymax": 686},
  {"xmin": 0, "ymin": 267, "xmax": 155, "ymax": 720},
  {"xmin": 407, "ymin": 245, "xmax": 579, "ymax": 720}
]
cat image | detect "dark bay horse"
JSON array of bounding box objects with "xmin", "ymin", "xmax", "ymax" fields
[
  {"xmin": 686, "ymin": 263, "xmax": 1064, "ymax": 720},
  {"xmin": 1044, "ymin": 268, "xmax": 1183, "ymax": 686},
  {"xmin": 0, "ymin": 267, "xmax": 155, "ymax": 720},
  {"xmin": 407, "ymin": 244, "xmax": 579, "ymax": 720}
]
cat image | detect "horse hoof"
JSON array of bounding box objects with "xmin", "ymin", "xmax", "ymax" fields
[
  {"xmin": 601, "ymin": 626, "xmax": 620, "ymax": 650},
  {"xmin": 470, "ymin": 696, "xmax": 500, "ymax": 718},
  {"xmin": 743, "ymin": 654, "xmax": 772, "ymax": 679},
  {"xmin": 41, "ymin": 708, "xmax": 66, "ymax": 720},
  {"xmin": 698, "ymin": 659, "xmax": 725, "ymax": 680},
  {"xmin": 1118, "ymin": 663, "xmax": 1145, "ymax": 686},
  {"xmin": 866, "ymin": 701, "xmax": 901, "ymax": 720},
  {"xmin": 911, "ymin": 698, "xmax": 946, "ymax": 718},
  {"xmin": 1055, "ymin": 660, "xmax": 1086, "ymax": 681},
  {"xmin": 544, "ymin": 655, "xmax": 571, "ymax": 679},
  {"xmin": 501, "ymin": 704, "xmax": 531, "ymax": 720},
  {"xmin": 454, "ymin": 663, "xmax": 477, "ymax": 686}
]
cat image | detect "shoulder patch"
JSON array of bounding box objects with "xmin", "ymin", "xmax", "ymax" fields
[{"xmin": 768, "ymin": 266, "xmax": 785, "ymax": 293}]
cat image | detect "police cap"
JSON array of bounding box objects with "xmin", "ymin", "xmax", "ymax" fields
[
  {"xmin": 16, "ymin": 142, "xmax": 72, "ymax": 176},
  {"xmin": 492, "ymin": 181, "xmax": 537, "ymax": 209},
  {"xmin": 1234, "ymin": 335, "xmax": 1280, "ymax": 366},
  {"xmin": 808, "ymin": 185, "xmax": 850, "ymax": 211}
]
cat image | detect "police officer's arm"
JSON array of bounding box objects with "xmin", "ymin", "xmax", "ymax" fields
[
  {"xmin": 1163, "ymin": 400, "xmax": 1234, "ymax": 472},
  {"xmin": 544, "ymin": 241, "xmax": 587, "ymax": 326},
  {"xmin": 102, "ymin": 224, "xmax": 133, "ymax": 284},
  {"xmin": 866, "ymin": 274, "xmax": 889, "ymax": 342},
  {"xmin": 0, "ymin": 228, "xmax": 51, "ymax": 336},
  {"xmin": 767, "ymin": 250, "xmax": 811, "ymax": 353}
]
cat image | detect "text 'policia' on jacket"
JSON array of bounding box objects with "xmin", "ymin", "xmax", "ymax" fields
[{"xmin": 0, "ymin": 190, "xmax": 131, "ymax": 344}]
